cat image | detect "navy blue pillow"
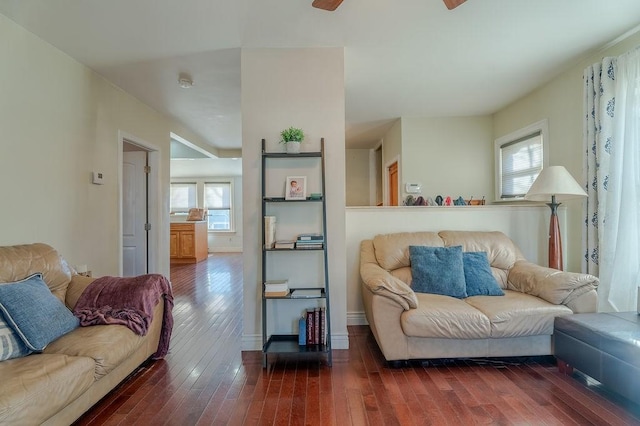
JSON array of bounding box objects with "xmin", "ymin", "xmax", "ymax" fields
[
  {"xmin": 409, "ymin": 246, "xmax": 467, "ymax": 298},
  {"xmin": 0, "ymin": 273, "xmax": 79, "ymax": 351},
  {"xmin": 462, "ymin": 252, "xmax": 505, "ymax": 296}
]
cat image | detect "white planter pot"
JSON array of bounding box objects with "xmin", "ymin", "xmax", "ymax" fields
[{"xmin": 285, "ymin": 141, "xmax": 301, "ymax": 154}]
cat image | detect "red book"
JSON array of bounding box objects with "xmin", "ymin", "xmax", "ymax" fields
[
  {"xmin": 320, "ymin": 307, "xmax": 326, "ymax": 346},
  {"xmin": 306, "ymin": 309, "xmax": 314, "ymax": 346},
  {"xmin": 314, "ymin": 308, "xmax": 320, "ymax": 345}
]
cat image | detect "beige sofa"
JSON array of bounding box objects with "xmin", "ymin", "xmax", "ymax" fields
[
  {"xmin": 0, "ymin": 243, "xmax": 166, "ymax": 426},
  {"xmin": 360, "ymin": 231, "xmax": 599, "ymax": 362}
]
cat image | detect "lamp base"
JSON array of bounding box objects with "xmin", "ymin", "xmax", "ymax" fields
[{"xmin": 547, "ymin": 198, "xmax": 562, "ymax": 270}]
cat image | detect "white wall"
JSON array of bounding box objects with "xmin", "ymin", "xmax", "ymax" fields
[
  {"xmin": 401, "ymin": 116, "xmax": 494, "ymax": 203},
  {"xmin": 345, "ymin": 205, "xmax": 565, "ymax": 325},
  {"xmin": 241, "ymin": 48, "xmax": 347, "ymax": 350},
  {"xmin": 170, "ymin": 158, "xmax": 243, "ymax": 252},
  {"xmin": 0, "ymin": 14, "xmax": 186, "ymax": 277},
  {"xmin": 345, "ymin": 149, "xmax": 372, "ymax": 206},
  {"xmin": 493, "ymin": 31, "xmax": 640, "ymax": 273}
]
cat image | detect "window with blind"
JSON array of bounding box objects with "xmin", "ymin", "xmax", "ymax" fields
[
  {"xmin": 170, "ymin": 182, "xmax": 197, "ymax": 213},
  {"xmin": 204, "ymin": 182, "xmax": 233, "ymax": 231},
  {"xmin": 494, "ymin": 120, "xmax": 548, "ymax": 201}
]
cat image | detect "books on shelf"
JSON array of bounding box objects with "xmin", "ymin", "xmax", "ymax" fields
[
  {"xmin": 290, "ymin": 288, "xmax": 322, "ymax": 298},
  {"xmin": 297, "ymin": 233, "xmax": 324, "ymax": 241},
  {"xmin": 295, "ymin": 242, "xmax": 323, "ymax": 249},
  {"xmin": 264, "ymin": 279, "xmax": 289, "ymax": 297},
  {"xmin": 274, "ymin": 240, "xmax": 295, "ymax": 249},
  {"xmin": 296, "ymin": 233, "xmax": 323, "ymax": 249},
  {"xmin": 301, "ymin": 307, "xmax": 326, "ymax": 346}
]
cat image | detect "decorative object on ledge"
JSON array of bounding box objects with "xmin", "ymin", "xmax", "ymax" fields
[
  {"xmin": 525, "ymin": 166, "xmax": 587, "ymax": 270},
  {"xmin": 279, "ymin": 127, "xmax": 305, "ymax": 154}
]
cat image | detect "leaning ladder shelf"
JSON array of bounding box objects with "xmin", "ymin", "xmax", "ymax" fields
[{"xmin": 261, "ymin": 138, "xmax": 332, "ymax": 368}]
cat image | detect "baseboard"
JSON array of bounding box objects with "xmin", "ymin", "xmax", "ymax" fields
[
  {"xmin": 242, "ymin": 333, "xmax": 350, "ymax": 350},
  {"xmin": 347, "ymin": 311, "xmax": 368, "ymax": 326}
]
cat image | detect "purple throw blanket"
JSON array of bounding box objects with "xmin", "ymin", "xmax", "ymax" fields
[{"xmin": 73, "ymin": 273, "xmax": 174, "ymax": 359}]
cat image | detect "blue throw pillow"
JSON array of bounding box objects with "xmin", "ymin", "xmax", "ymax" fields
[
  {"xmin": 462, "ymin": 252, "xmax": 505, "ymax": 296},
  {"xmin": 0, "ymin": 311, "xmax": 31, "ymax": 360},
  {"xmin": 409, "ymin": 246, "xmax": 467, "ymax": 298},
  {"xmin": 0, "ymin": 273, "xmax": 79, "ymax": 351}
]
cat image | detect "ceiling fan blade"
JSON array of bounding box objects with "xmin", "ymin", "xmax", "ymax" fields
[
  {"xmin": 312, "ymin": 0, "xmax": 344, "ymax": 11},
  {"xmin": 443, "ymin": 0, "xmax": 467, "ymax": 10}
]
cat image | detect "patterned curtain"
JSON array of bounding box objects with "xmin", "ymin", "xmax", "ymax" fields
[
  {"xmin": 582, "ymin": 58, "xmax": 616, "ymax": 278},
  {"xmin": 584, "ymin": 49, "xmax": 640, "ymax": 312}
]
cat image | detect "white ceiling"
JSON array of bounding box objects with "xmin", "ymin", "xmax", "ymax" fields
[{"xmin": 2, "ymin": 0, "xmax": 640, "ymax": 150}]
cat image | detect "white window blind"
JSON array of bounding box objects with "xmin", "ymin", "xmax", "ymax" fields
[
  {"xmin": 204, "ymin": 182, "xmax": 232, "ymax": 231},
  {"xmin": 170, "ymin": 182, "xmax": 197, "ymax": 213},
  {"xmin": 500, "ymin": 132, "xmax": 543, "ymax": 199}
]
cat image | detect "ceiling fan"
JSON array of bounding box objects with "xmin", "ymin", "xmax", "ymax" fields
[{"xmin": 311, "ymin": 0, "xmax": 468, "ymax": 12}]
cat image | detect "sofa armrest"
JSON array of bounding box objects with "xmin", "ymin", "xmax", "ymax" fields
[
  {"xmin": 507, "ymin": 260, "xmax": 599, "ymax": 306},
  {"xmin": 65, "ymin": 274, "xmax": 96, "ymax": 310},
  {"xmin": 360, "ymin": 240, "xmax": 418, "ymax": 310}
]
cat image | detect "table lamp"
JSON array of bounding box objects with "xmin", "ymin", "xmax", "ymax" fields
[{"xmin": 525, "ymin": 166, "xmax": 587, "ymax": 270}]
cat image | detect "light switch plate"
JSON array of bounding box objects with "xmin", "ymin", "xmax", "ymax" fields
[{"xmin": 92, "ymin": 171, "xmax": 104, "ymax": 185}]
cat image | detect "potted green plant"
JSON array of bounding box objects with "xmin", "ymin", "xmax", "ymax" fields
[{"xmin": 280, "ymin": 127, "xmax": 305, "ymax": 154}]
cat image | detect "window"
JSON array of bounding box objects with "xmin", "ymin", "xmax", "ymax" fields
[
  {"xmin": 494, "ymin": 120, "xmax": 549, "ymax": 201},
  {"xmin": 204, "ymin": 182, "xmax": 232, "ymax": 231},
  {"xmin": 170, "ymin": 182, "xmax": 197, "ymax": 213}
]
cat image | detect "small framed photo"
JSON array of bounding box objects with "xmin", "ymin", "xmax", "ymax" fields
[{"xmin": 285, "ymin": 176, "xmax": 307, "ymax": 200}]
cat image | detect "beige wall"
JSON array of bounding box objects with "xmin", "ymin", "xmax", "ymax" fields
[
  {"xmin": 0, "ymin": 14, "xmax": 189, "ymax": 277},
  {"xmin": 401, "ymin": 116, "xmax": 494, "ymax": 204},
  {"xmin": 241, "ymin": 48, "xmax": 347, "ymax": 350},
  {"xmin": 493, "ymin": 30, "xmax": 640, "ymax": 272},
  {"xmin": 345, "ymin": 149, "xmax": 372, "ymax": 206}
]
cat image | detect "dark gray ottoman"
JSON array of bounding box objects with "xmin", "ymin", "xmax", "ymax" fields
[{"xmin": 554, "ymin": 312, "xmax": 640, "ymax": 405}]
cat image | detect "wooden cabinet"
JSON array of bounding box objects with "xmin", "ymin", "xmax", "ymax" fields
[{"xmin": 170, "ymin": 221, "xmax": 208, "ymax": 264}]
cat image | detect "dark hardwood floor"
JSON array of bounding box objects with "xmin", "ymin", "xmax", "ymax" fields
[{"xmin": 74, "ymin": 253, "xmax": 640, "ymax": 425}]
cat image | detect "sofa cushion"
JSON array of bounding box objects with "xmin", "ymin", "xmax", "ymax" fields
[
  {"xmin": 43, "ymin": 323, "xmax": 146, "ymax": 379},
  {"xmin": 439, "ymin": 231, "xmax": 519, "ymax": 270},
  {"xmin": 465, "ymin": 290, "xmax": 572, "ymax": 338},
  {"xmin": 0, "ymin": 273, "xmax": 79, "ymax": 351},
  {"xmin": 0, "ymin": 312, "xmax": 31, "ymax": 360},
  {"xmin": 463, "ymin": 252, "xmax": 505, "ymax": 296},
  {"xmin": 401, "ymin": 293, "xmax": 491, "ymax": 339},
  {"xmin": 373, "ymin": 232, "xmax": 443, "ymax": 271},
  {"xmin": 0, "ymin": 353, "xmax": 95, "ymax": 425},
  {"xmin": 0, "ymin": 243, "xmax": 73, "ymax": 303},
  {"xmin": 409, "ymin": 246, "xmax": 467, "ymax": 298}
]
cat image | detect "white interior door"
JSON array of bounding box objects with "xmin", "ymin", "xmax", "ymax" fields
[{"xmin": 123, "ymin": 150, "xmax": 148, "ymax": 276}]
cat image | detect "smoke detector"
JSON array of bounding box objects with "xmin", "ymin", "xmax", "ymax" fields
[{"xmin": 178, "ymin": 73, "xmax": 194, "ymax": 89}]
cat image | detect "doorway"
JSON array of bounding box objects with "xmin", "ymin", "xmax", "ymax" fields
[
  {"xmin": 387, "ymin": 161, "xmax": 398, "ymax": 206},
  {"xmin": 120, "ymin": 132, "xmax": 161, "ymax": 277},
  {"xmin": 122, "ymin": 142, "xmax": 149, "ymax": 276}
]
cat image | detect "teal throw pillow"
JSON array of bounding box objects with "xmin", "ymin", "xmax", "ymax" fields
[
  {"xmin": 0, "ymin": 273, "xmax": 79, "ymax": 351},
  {"xmin": 462, "ymin": 252, "xmax": 505, "ymax": 296},
  {"xmin": 409, "ymin": 245, "xmax": 467, "ymax": 298},
  {"xmin": 0, "ymin": 311, "xmax": 31, "ymax": 360}
]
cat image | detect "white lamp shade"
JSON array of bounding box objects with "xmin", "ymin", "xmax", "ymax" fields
[{"xmin": 525, "ymin": 166, "xmax": 587, "ymax": 202}]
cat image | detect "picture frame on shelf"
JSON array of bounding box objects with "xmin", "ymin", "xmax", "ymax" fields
[{"xmin": 285, "ymin": 176, "xmax": 307, "ymax": 200}]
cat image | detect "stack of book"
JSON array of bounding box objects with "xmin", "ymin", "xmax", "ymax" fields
[
  {"xmin": 264, "ymin": 279, "xmax": 289, "ymax": 297},
  {"xmin": 295, "ymin": 233, "xmax": 324, "ymax": 249},
  {"xmin": 274, "ymin": 240, "xmax": 295, "ymax": 249},
  {"xmin": 298, "ymin": 307, "xmax": 326, "ymax": 346}
]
